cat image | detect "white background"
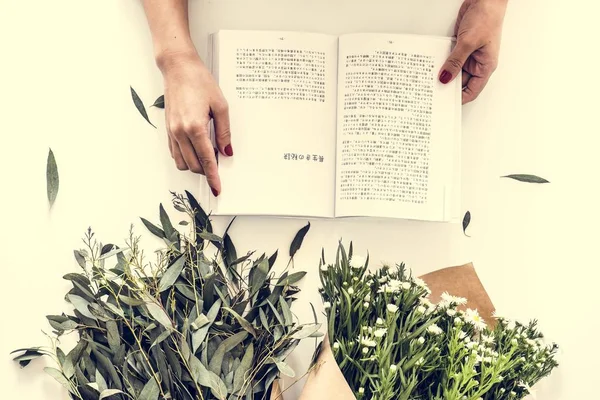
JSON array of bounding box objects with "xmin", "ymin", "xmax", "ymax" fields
[{"xmin": 1, "ymin": 0, "xmax": 598, "ymax": 399}]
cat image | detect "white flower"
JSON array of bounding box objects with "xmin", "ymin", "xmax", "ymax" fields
[
  {"xmin": 350, "ymin": 255, "xmax": 366, "ymax": 269},
  {"xmin": 358, "ymin": 387, "xmax": 365, "ymax": 394},
  {"xmin": 363, "ymin": 302, "xmax": 370, "ymax": 308},
  {"xmin": 419, "ymin": 297, "xmax": 433, "ymax": 308},
  {"xmin": 364, "ymin": 294, "xmax": 371, "ymax": 302},
  {"xmin": 362, "ymin": 347, "xmax": 369, "ymax": 354},
  {"xmin": 333, "ymin": 342, "xmax": 340, "ymax": 350},
  {"xmin": 481, "ymin": 334, "xmax": 495, "ymax": 345},
  {"xmin": 374, "ymin": 328, "xmax": 387, "ymax": 338},
  {"xmin": 387, "ymin": 304, "xmax": 399, "ymax": 313},
  {"xmin": 506, "ymin": 320, "xmax": 516, "ymax": 330},
  {"xmin": 464, "ymin": 309, "xmax": 487, "ymax": 331},
  {"xmin": 417, "ymin": 336, "xmax": 425, "ymax": 345},
  {"xmin": 389, "ymin": 364, "xmax": 397, "ymax": 373},
  {"xmin": 376, "ymin": 318, "xmax": 384, "ymax": 325},
  {"xmin": 447, "ymin": 309, "xmax": 457, "ymax": 317},
  {"xmin": 416, "ymin": 305, "xmax": 427, "ymax": 314},
  {"xmin": 347, "ymin": 287, "xmax": 355, "ymax": 295},
  {"xmin": 454, "ymin": 317, "xmax": 463, "ymax": 325},
  {"xmin": 320, "ymin": 264, "xmax": 328, "ymax": 272},
  {"xmin": 441, "ymin": 292, "xmax": 467, "ymax": 306},
  {"xmin": 427, "ymin": 324, "xmax": 443, "ymax": 336},
  {"xmin": 415, "ymin": 357, "xmax": 425, "ymax": 366},
  {"xmin": 413, "ymin": 277, "xmax": 429, "ymax": 290},
  {"xmin": 353, "ymin": 277, "xmax": 359, "ymax": 282},
  {"xmin": 323, "ymin": 302, "xmax": 331, "ymax": 309},
  {"xmin": 401, "ymin": 281, "xmax": 411, "ymax": 290},
  {"xmin": 458, "ymin": 331, "xmax": 467, "ymax": 340},
  {"xmin": 360, "ymin": 336, "xmax": 377, "ymax": 347}
]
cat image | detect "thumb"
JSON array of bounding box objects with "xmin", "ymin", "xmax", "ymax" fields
[{"xmin": 439, "ymin": 38, "xmax": 475, "ymax": 84}]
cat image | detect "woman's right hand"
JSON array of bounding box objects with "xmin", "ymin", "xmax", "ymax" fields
[{"xmin": 158, "ymin": 50, "xmax": 232, "ymax": 197}]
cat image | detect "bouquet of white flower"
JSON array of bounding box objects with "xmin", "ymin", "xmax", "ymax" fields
[{"xmin": 299, "ymin": 242, "xmax": 559, "ymax": 400}]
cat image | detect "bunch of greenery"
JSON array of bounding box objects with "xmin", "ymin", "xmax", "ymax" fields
[
  {"xmin": 12, "ymin": 191, "xmax": 320, "ymax": 400},
  {"xmin": 318, "ymin": 242, "xmax": 559, "ymax": 400}
]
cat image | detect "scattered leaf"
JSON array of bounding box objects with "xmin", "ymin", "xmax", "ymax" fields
[
  {"xmin": 290, "ymin": 222, "xmax": 310, "ymax": 258},
  {"xmin": 46, "ymin": 148, "xmax": 59, "ymax": 208},
  {"xmin": 151, "ymin": 95, "xmax": 164, "ymax": 109},
  {"xmin": 130, "ymin": 86, "xmax": 156, "ymax": 128},
  {"xmin": 501, "ymin": 174, "xmax": 549, "ymax": 184},
  {"xmin": 462, "ymin": 211, "xmax": 471, "ymax": 237}
]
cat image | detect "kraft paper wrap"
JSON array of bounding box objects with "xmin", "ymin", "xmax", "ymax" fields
[{"xmin": 298, "ymin": 263, "xmax": 495, "ymax": 400}]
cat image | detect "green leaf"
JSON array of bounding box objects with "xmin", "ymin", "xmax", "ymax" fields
[
  {"xmin": 151, "ymin": 95, "xmax": 164, "ymax": 109},
  {"xmin": 191, "ymin": 314, "xmax": 210, "ymax": 331},
  {"xmin": 67, "ymin": 295, "xmax": 96, "ymax": 320},
  {"xmin": 278, "ymin": 297, "xmax": 293, "ymax": 326},
  {"xmin": 179, "ymin": 220, "xmax": 189, "ymax": 226},
  {"xmin": 276, "ymin": 271, "xmax": 307, "ymax": 286},
  {"xmin": 199, "ymin": 231, "xmax": 223, "ymax": 243},
  {"xmin": 99, "ymin": 389, "xmax": 124, "ymax": 399},
  {"xmin": 290, "ymin": 323, "xmax": 322, "ymax": 339},
  {"xmin": 158, "ymin": 254, "xmax": 186, "ymax": 292},
  {"xmin": 98, "ymin": 247, "xmax": 127, "ymax": 261},
  {"xmin": 223, "ymin": 307, "xmax": 257, "ymax": 338},
  {"xmin": 289, "ymin": 222, "xmax": 310, "ymax": 258},
  {"xmin": 462, "ymin": 211, "xmax": 471, "ymax": 237},
  {"xmin": 140, "ymin": 218, "xmax": 166, "ymax": 239},
  {"xmin": 185, "ymin": 190, "xmax": 211, "ymax": 232},
  {"xmin": 150, "ymin": 330, "xmax": 172, "ymax": 349},
  {"xmin": 190, "ymin": 355, "xmax": 228, "ymax": 399},
  {"xmin": 259, "ymin": 308, "xmax": 270, "ymax": 332},
  {"xmin": 192, "ymin": 299, "xmax": 221, "ymax": 353},
  {"xmin": 106, "ymin": 320, "xmax": 120, "ymax": 353},
  {"xmin": 223, "ymin": 233, "xmax": 237, "ymax": 268},
  {"xmin": 159, "ymin": 203, "xmax": 176, "ymax": 241},
  {"xmin": 46, "ymin": 148, "xmax": 59, "ymax": 208},
  {"xmin": 250, "ymin": 259, "xmax": 269, "ymax": 295},
  {"xmin": 233, "ymin": 343, "xmax": 254, "ymax": 394},
  {"xmin": 73, "ymin": 250, "xmax": 86, "ymax": 268},
  {"xmin": 501, "ymin": 174, "xmax": 549, "ymax": 184},
  {"xmin": 130, "ymin": 86, "xmax": 156, "ymax": 128},
  {"xmin": 138, "ymin": 378, "xmax": 160, "ymax": 400},
  {"xmin": 118, "ymin": 295, "xmax": 144, "ymax": 306},
  {"xmin": 91, "ymin": 348, "xmax": 122, "ymax": 390},
  {"xmin": 268, "ymin": 250, "xmax": 278, "ymax": 268},
  {"xmin": 142, "ymin": 295, "xmax": 173, "ymax": 330},
  {"xmin": 275, "ymin": 360, "xmax": 295, "ymax": 377},
  {"xmin": 209, "ymin": 331, "xmax": 248, "ymax": 375},
  {"xmin": 44, "ymin": 367, "xmax": 73, "ymax": 393}
]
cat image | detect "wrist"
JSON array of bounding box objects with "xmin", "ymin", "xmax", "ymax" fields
[{"xmin": 156, "ymin": 45, "xmax": 201, "ymax": 75}]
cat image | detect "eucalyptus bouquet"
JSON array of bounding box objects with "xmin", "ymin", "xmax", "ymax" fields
[
  {"xmin": 12, "ymin": 191, "xmax": 320, "ymax": 400},
  {"xmin": 305, "ymin": 242, "xmax": 559, "ymax": 400}
]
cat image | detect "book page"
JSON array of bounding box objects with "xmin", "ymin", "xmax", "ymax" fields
[
  {"xmin": 334, "ymin": 33, "xmax": 461, "ymax": 221},
  {"xmin": 208, "ymin": 30, "xmax": 338, "ymax": 218}
]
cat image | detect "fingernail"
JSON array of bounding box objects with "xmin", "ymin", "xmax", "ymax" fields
[
  {"xmin": 211, "ymin": 187, "xmax": 219, "ymax": 197},
  {"xmin": 440, "ymin": 70, "xmax": 452, "ymax": 84},
  {"xmin": 224, "ymin": 144, "xmax": 233, "ymax": 157}
]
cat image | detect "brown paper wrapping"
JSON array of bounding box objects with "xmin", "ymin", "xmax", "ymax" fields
[{"xmin": 298, "ymin": 263, "xmax": 495, "ymax": 400}]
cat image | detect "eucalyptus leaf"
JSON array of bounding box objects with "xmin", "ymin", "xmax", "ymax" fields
[
  {"xmin": 46, "ymin": 148, "xmax": 59, "ymax": 208},
  {"xmin": 67, "ymin": 295, "xmax": 96, "ymax": 320},
  {"xmin": 138, "ymin": 377, "xmax": 160, "ymax": 400},
  {"xmin": 44, "ymin": 367, "xmax": 73, "ymax": 393},
  {"xmin": 142, "ymin": 295, "xmax": 173, "ymax": 330},
  {"xmin": 463, "ymin": 211, "xmax": 471, "ymax": 237},
  {"xmin": 140, "ymin": 218, "xmax": 166, "ymax": 239},
  {"xmin": 158, "ymin": 254, "xmax": 186, "ymax": 292},
  {"xmin": 151, "ymin": 94, "xmax": 164, "ymax": 109},
  {"xmin": 275, "ymin": 360, "xmax": 295, "ymax": 377},
  {"xmin": 502, "ymin": 174, "xmax": 549, "ymax": 184},
  {"xmin": 290, "ymin": 323, "xmax": 322, "ymax": 340},
  {"xmin": 289, "ymin": 222, "xmax": 310, "ymax": 258},
  {"xmin": 106, "ymin": 320, "xmax": 120, "ymax": 353},
  {"xmin": 209, "ymin": 331, "xmax": 248, "ymax": 375},
  {"xmin": 233, "ymin": 342, "xmax": 254, "ymax": 394},
  {"xmin": 99, "ymin": 389, "xmax": 124, "ymax": 399},
  {"xmin": 277, "ymin": 271, "xmax": 307, "ymax": 286},
  {"xmin": 223, "ymin": 307, "xmax": 257, "ymax": 338},
  {"xmin": 130, "ymin": 86, "xmax": 156, "ymax": 128}
]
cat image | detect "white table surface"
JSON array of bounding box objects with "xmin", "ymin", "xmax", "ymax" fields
[{"xmin": 1, "ymin": 0, "xmax": 598, "ymax": 399}]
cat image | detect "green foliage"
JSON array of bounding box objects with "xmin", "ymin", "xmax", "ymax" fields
[{"xmin": 12, "ymin": 192, "xmax": 320, "ymax": 400}]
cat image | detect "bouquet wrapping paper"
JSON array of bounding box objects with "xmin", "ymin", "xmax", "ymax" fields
[{"xmin": 298, "ymin": 263, "xmax": 495, "ymax": 400}]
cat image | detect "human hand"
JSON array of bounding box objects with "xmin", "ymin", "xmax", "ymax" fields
[
  {"xmin": 439, "ymin": 0, "xmax": 508, "ymax": 104},
  {"xmin": 159, "ymin": 50, "xmax": 232, "ymax": 196}
]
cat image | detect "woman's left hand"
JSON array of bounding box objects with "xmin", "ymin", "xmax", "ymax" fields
[{"xmin": 439, "ymin": 0, "xmax": 509, "ymax": 104}]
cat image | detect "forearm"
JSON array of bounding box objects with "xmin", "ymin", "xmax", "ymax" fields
[{"xmin": 141, "ymin": 0, "xmax": 199, "ymax": 72}]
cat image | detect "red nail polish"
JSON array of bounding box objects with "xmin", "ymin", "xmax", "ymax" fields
[
  {"xmin": 440, "ymin": 70, "xmax": 452, "ymax": 84},
  {"xmin": 224, "ymin": 144, "xmax": 233, "ymax": 157},
  {"xmin": 211, "ymin": 187, "xmax": 219, "ymax": 197}
]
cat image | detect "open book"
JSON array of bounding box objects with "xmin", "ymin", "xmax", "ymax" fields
[{"xmin": 207, "ymin": 30, "xmax": 461, "ymax": 222}]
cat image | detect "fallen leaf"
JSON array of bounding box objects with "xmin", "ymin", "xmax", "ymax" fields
[
  {"xmin": 462, "ymin": 211, "xmax": 471, "ymax": 237},
  {"xmin": 501, "ymin": 174, "xmax": 549, "ymax": 184},
  {"xmin": 130, "ymin": 86, "xmax": 156, "ymax": 128},
  {"xmin": 46, "ymin": 148, "xmax": 59, "ymax": 208}
]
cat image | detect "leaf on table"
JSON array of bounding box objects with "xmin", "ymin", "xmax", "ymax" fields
[
  {"xmin": 130, "ymin": 86, "xmax": 156, "ymax": 128},
  {"xmin": 501, "ymin": 174, "xmax": 549, "ymax": 184},
  {"xmin": 46, "ymin": 148, "xmax": 59, "ymax": 208},
  {"xmin": 290, "ymin": 222, "xmax": 310, "ymax": 258},
  {"xmin": 462, "ymin": 211, "xmax": 471, "ymax": 237},
  {"xmin": 151, "ymin": 95, "xmax": 164, "ymax": 109}
]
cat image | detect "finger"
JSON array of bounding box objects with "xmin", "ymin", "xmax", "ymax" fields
[
  {"xmin": 176, "ymin": 136, "xmax": 205, "ymax": 174},
  {"xmin": 439, "ymin": 37, "xmax": 478, "ymax": 84},
  {"xmin": 462, "ymin": 75, "xmax": 491, "ymax": 104},
  {"xmin": 171, "ymin": 137, "xmax": 189, "ymax": 171},
  {"xmin": 189, "ymin": 128, "xmax": 222, "ymax": 196},
  {"xmin": 212, "ymin": 98, "xmax": 233, "ymax": 157},
  {"xmin": 461, "ymin": 70, "xmax": 471, "ymax": 89}
]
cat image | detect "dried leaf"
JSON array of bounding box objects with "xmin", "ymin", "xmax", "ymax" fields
[
  {"xmin": 209, "ymin": 331, "xmax": 248, "ymax": 376},
  {"xmin": 46, "ymin": 148, "xmax": 59, "ymax": 208},
  {"xmin": 99, "ymin": 389, "xmax": 124, "ymax": 399},
  {"xmin": 142, "ymin": 295, "xmax": 173, "ymax": 330},
  {"xmin": 151, "ymin": 95, "xmax": 164, "ymax": 109},
  {"xmin": 463, "ymin": 211, "xmax": 471, "ymax": 237},
  {"xmin": 106, "ymin": 320, "xmax": 120, "ymax": 353},
  {"xmin": 290, "ymin": 323, "xmax": 321, "ymax": 339},
  {"xmin": 130, "ymin": 86, "xmax": 156, "ymax": 128},
  {"xmin": 66, "ymin": 295, "xmax": 96, "ymax": 320},
  {"xmin": 140, "ymin": 218, "xmax": 166, "ymax": 239},
  {"xmin": 278, "ymin": 297, "xmax": 293, "ymax": 326},
  {"xmin": 233, "ymin": 343, "xmax": 254, "ymax": 394},
  {"xmin": 223, "ymin": 307, "xmax": 257, "ymax": 337},
  {"xmin": 138, "ymin": 377, "xmax": 160, "ymax": 400},
  {"xmin": 502, "ymin": 174, "xmax": 549, "ymax": 184},
  {"xmin": 290, "ymin": 222, "xmax": 310, "ymax": 258},
  {"xmin": 44, "ymin": 367, "xmax": 72, "ymax": 393},
  {"xmin": 276, "ymin": 271, "xmax": 306, "ymax": 286},
  {"xmin": 275, "ymin": 360, "xmax": 295, "ymax": 377},
  {"xmin": 159, "ymin": 203, "xmax": 176, "ymax": 241}
]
